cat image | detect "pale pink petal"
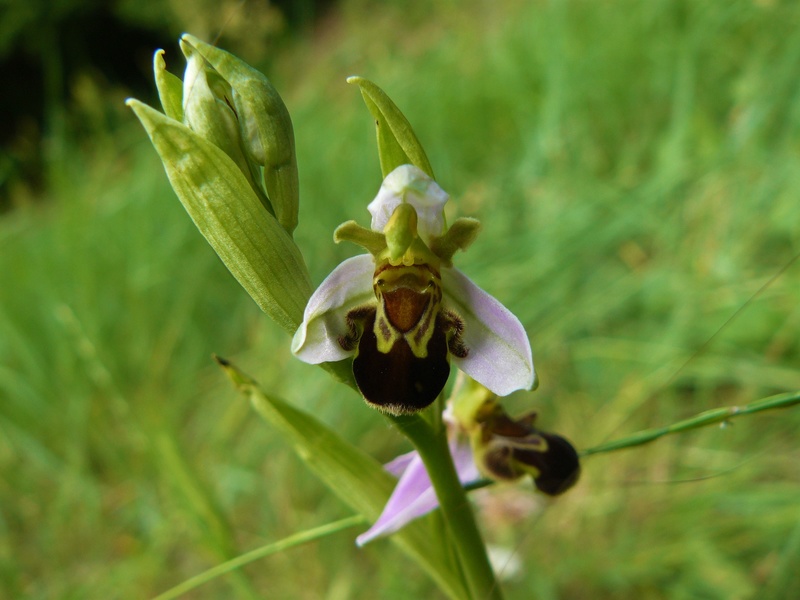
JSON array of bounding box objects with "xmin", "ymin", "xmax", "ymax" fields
[
  {"xmin": 291, "ymin": 254, "xmax": 374, "ymax": 364},
  {"xmin": 442, "ymin": 268, "xmax": 535, "ymax": 395},
  {"xmin": 356, "ymin": 439, "xmax": 479, "ymax": 546},
  {"xmin": 450, "ymin": 439, "xmax": 481, "ymax": 483},
  {"xmin": 383, "ymin": 450, "xmax": 417, "ymax": 477}
]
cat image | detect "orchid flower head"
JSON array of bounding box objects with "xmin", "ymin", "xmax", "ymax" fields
[
  {"xmin": 456, "ymin": 379, "xmax": 581, "ymax": 496},
  {"xmin": 357, "ymin": 384, "xmax": 580, "ymax": 546},
  {"xmin": 292, "ymin": 164, "xmax": 535, "ymax": 414}
]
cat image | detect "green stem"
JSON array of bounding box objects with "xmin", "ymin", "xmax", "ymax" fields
[
  {"xmin": 583, "ymin": 390, "xmax": 800, "ymax": 456},
  {"xmin": 392, "ymin": 414, "xmax": 503, "ymax": 600},
  {"xmin": 296, "ymin": 355, "xmax": 499, "ymax": 597}
]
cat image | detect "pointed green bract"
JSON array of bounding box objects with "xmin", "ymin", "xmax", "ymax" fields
[
  {"xmin": 127, "ymin": 99, "xmax": 311, "ymax": 334},
  {"xmin": 216, "ymin": 357, "xmax": 469, "ymax": 600},
  {"xmin": 183, "ymin": 33, "xmax": 299, "ymax": 235},
  {"xmin": 153, "ymin": 50, "xmax": 184, "ymax": 122},
  {"xmin": 347, "ymin": 76, "xmax": 434, "ymax": 179}
]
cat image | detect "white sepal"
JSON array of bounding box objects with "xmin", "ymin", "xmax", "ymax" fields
[{"xmin": 291, "ymin": 255, "xmax": 375, "ymax": 364}]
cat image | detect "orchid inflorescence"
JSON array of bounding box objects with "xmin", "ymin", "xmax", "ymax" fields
[{"xmin": 128, "ymin": 35, "xmax": 579, "ymax": 599}]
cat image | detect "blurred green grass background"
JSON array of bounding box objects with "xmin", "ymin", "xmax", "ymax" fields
[{"xmin": 2, "ymin": 0, "xmax": 800, "ymax": 598}]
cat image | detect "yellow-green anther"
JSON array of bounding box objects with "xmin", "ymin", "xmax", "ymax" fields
[
  {"xmin": 384, "ymin": 203, "xmax": 418, "ymax": 262},
  {"xmin": 334, "ymin": 221, "xmax": 387, "ymax": 256},
  {"xmin": 430, "ymin": 217, "xmax": 482, "ymax": 267},
  {"xmin": 153, "ymin": 50, "xmax": 183, "ymax": 121},
  {"xmin": 179, "ymin": 40, "xmax": 265, "ymax": 207},
  {"xmin": 183, "ymin": 33, "xmax": 299, "ymax": 235},
  {"xmin": 347, "ymin": 76, "xmax": 434, "ymax": 180},
  {"xmin": 126, "ymin": 99, "xmax": 312, "ymax": 334}
]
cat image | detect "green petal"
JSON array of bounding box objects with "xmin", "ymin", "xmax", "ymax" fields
[
  {"xmin": 347, "ymin": 76, "xmax": 434, "ymax": 179},
  {"xmin": 430, "ymin": 217, "xmax": 482, "ymax": 267},
  {"xmin": 183, "ymin": 34, "xmax": 299, "ymax": 235},
  {"xmin": 333, "ymin": 221, "xmax": 387, "ymax": 256},
  {"xmin": 127, "ymin": 99, "xmax": 311, "ymax": 333}
]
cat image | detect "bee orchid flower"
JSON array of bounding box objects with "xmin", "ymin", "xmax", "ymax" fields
[
  {"xmin": 291, "ymin": 164, "xmax": 535, "ymax": 414},
  {"xmin": 357, "ymin": 390, "xmax": 580, "ymax": 546}
]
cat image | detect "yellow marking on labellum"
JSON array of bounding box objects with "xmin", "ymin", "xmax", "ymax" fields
[{"xmin": 373, "ymin": 264, "xmax": 442, "ymax": 358}]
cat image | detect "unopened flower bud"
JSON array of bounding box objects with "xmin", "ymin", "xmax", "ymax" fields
[
  {"xmin": 182, "ymin": 34, "xmax": 299, "ymax": 234},
  {"xmin": 127, "ymin": 38, "xmax": 312, "ymax": 333},
  {"xmin": 180, "ymin": 39, "xmax": 262, "ymax": 200}
]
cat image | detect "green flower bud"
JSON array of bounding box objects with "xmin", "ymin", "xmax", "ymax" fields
[
  {"xmin": 128, "ymin": 38, "xmax": 313, "ymax": 333},
  {"xmin": 183, "ymin": 34, "xmax": 299, "ymax": 235},
  {"xmin": 126, "ymin": 99, "xmax": 312, "ymax": 334},
  {"xmin": 180, "ymin": 39, "xmax": 265, "ymax": 206}
]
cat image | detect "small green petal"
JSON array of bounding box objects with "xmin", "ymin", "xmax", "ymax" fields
[
  {"xmin": 183, "ymin": 33, "xmax": 299, "ymax": 235},
  {"xmin": 347, "ymin": 76, "xmax": 434, "ymax": 180},
  {"xmin": 153, "ymin": 50, "xmax": 183, "ymax": 121},
  {"xmin": 334, "ymin": 220, "xmax": 387, "ymax": 256},
  {"xmin": 127, "ymin": 99, "xmax": 311, "ymax": 333},
  {"xmin": 430, "ymin": 218, "xmax": 482, "ymax": 267}
]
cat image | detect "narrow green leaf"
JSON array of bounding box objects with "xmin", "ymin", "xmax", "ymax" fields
[
  {"xmin": 347, "ymin": 76, "xmax": 434, "ymax": 179},
  {"xmin": 153, "ymin": 49, "xmax": 184, "ymax": 122},
  {"xmin": 127, "ymin": 99, "xmax": 311, "ymax": 334},
  {"xmin": 152, "ymin": 429, "xmax": 260, "ymax": 599},
  {"xmin": 216, "ymin": 357, "xmax": 469, "ymax": 600},
  {"xmin": 361, "ymin": 90, "xmax": 409, "ymax": 178},
  {"xmin": 153, "ymin": 515, "xmax": 367, "ymax": 600},
  {"xmin": 183, "ymin": 33, "xmax": 299, "ymax": 235}
]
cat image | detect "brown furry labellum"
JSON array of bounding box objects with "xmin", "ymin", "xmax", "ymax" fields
[{"xmin": 339, "ymin": 263, "xmax": 467, "ymax": 414}]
